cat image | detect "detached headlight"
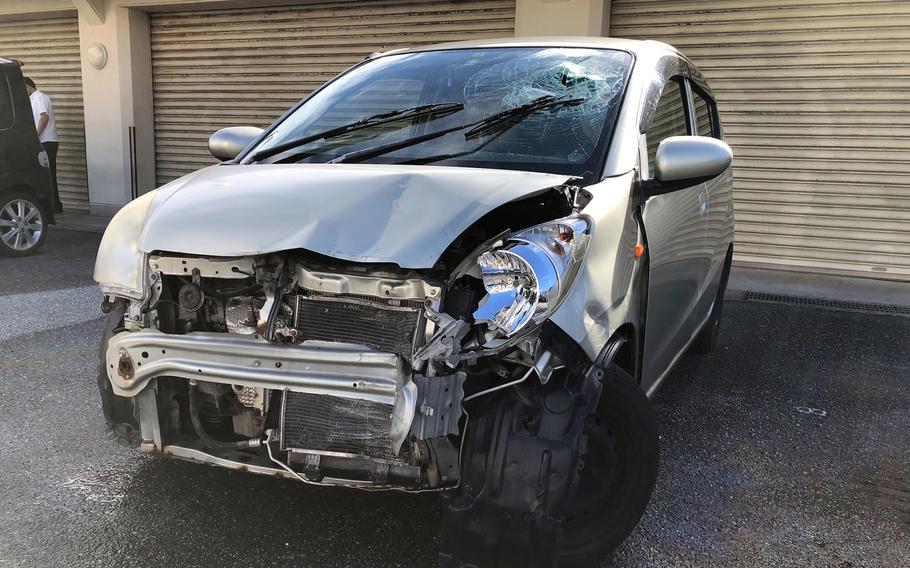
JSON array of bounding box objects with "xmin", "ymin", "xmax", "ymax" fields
[
  {"xmin": 473, "ymin": 216, "xmax": 591, "ymax": 337},
  {"xmin": 94, "ymin": 190, "xmax": 157, "ymax": 300}
]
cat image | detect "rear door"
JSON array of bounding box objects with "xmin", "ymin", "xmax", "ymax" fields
[
  {"xmin": 691, "ymin": 83, "xmax": 734, "ymax": 290},
  {"xmin": 0, "ymin": 66, "xmax": 52, "ymax": 199},
  {"xmin": 640, "ymin": 75, "xmax": 712, "ymax": 392}
]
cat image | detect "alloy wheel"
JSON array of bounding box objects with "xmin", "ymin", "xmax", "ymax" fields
[{"xmin": 0, "ymin": 198, "xmax": 44, "ymax": 252}]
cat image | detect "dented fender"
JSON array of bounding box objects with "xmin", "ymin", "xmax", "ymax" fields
[{"xmin": 548, "ymin": 171, "xmax": 642, "ymax": 364}]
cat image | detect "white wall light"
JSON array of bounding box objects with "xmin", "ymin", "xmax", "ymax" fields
[{"xmin": 86, "ymin": 43, "xmax": 108, "ymax": 70}]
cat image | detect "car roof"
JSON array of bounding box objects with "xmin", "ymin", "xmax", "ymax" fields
[{"xmin": 378, "ymin": 36, "xmax": 681, "ymax": 59}]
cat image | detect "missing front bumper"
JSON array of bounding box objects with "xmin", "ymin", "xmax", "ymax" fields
[
  {"xmin": 105, "ymin": 330, "xmax": 430, "ymax": 458},
  {"xmin": 108, "ymin": 329, "xmax": 464, "ymax": 488},
  {"xmin": 105, "ymin": 329, "xmax": 408, "ymax": 401},
  {"xmin": 108, "ymin": 329, "xmax": 415, "ymax": 456}
]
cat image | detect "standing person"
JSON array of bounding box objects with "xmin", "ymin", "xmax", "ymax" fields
[{"xmin": 24, "ymin": 77, "xmax": 62, "ymax": 213}]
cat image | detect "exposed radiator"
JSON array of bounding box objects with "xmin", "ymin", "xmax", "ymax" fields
[
  {"xmin": 294, "ymin": 291, "xmax": 423, "ymax": 359},
  {"xmin": 280, "ymin": 391, "xmax": 395, "ymax": 459}
]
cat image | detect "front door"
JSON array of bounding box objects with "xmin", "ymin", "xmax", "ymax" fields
[{"xmin": 640, "ymin": 76, "xmax": 712, "ymax": 392}]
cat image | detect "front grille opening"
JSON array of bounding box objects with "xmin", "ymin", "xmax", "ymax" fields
[{"xmin": 735, "ymin": 291, "xmax": 910, "ymax": 317}]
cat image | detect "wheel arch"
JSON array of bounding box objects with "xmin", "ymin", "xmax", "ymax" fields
[{"xmin": 593, "ymin": 322, "xmax": 640, "ymax": 383}]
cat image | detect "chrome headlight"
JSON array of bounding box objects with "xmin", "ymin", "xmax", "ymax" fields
[
  {"xmin": 473, "ymin": 216, "xmax": 591, "ymax": 337},
  {"xmin": 94, "ymin": 190, "xmax": 157, "ymax": 300}
]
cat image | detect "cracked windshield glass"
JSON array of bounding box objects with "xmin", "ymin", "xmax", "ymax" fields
[{"xmin": 250, "ymin": 47, "xmax": 632, "ymax": 179}]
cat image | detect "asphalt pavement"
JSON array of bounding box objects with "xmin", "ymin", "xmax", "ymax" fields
[{"xmin": 0, "ymin": 228, "xmax": 907, "ymax": 567}]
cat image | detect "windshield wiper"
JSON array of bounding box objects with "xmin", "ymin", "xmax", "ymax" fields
[
  {"xmin": 463, "ymin": 94, "xmax": 585, "ymax": 139},
  {"xmin": 328, "ymin": 95, "xmax": 585, "ymax": 165},
  {"xmin": 248, "ymin": 102, "xmax": 464, "ymax": 162}
]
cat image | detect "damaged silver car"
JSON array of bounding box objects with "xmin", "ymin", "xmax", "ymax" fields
[{"xmin": 95, "ymin": 38, "xmax": 733, "ymax": 566}]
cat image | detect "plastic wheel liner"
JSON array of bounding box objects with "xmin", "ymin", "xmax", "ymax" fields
[{"xmin": 438, "ymin": 366, "xmax": 603, "ymax": 568}]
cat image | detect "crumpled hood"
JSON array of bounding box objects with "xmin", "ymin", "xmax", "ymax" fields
[{"xmin": 139, "ymin": 163, "xmax": 571, "ymax": 268}]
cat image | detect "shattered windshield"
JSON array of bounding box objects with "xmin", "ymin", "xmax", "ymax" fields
[{"xmin": 248, "ymin": 47, "xmax": 633, "ymax": 179}]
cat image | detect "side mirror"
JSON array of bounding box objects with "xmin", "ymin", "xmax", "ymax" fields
[
  {"xmin": 643, "ymin": 136, "xmax": 732, "ymax": 199},
  {"xmin": 208, "ymin": 126, "xmax": 264, "ymax": 161}
]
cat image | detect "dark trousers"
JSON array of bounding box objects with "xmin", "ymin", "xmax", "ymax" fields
[{"xmin": 42, "ymin": 141, "xmax": 61, "ymax": 211}]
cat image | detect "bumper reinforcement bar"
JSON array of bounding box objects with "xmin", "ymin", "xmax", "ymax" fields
[{"xmin": 105, "ymin": 329, "xmax": 407, "ymax": 401}]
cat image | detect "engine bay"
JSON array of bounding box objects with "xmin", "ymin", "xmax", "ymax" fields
[{"xmin": 104, "ymin": 186, "xmax": 591, "ymax": 490}]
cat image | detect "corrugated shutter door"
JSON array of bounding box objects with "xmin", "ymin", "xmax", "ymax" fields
[
  {"xmin": 610, "ymin": 0, "xmax": 910, "ymax": 280},
  {"xmin": 0, "ymin": 14, "xmax": 89, "ymax": 212},
  {"xmin": 150, "ymin": 0, "xmax": 516, "ymax": 186}
]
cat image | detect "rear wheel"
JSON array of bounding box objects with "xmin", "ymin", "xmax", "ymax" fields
[{"xmin": 0, "ymin": 191, "xmax": 48, "ymax": 257}]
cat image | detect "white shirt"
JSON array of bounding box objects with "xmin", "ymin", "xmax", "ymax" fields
[{"xmin": 29, "ymin": 90, "xmax": 57, "ymax": 143}]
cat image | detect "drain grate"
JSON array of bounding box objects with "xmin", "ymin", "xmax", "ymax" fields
[{"xmin": 736, "ymin": 291, "xmax": 910, "ymax": 317}]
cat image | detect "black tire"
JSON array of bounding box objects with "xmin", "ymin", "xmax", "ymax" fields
[
  {"xmin": 690, "ymin": 247, "xmax": 733, "ymax": 355},
  {"xmin": 558, "ymin": 364, "xmax": 660, "ymax": 567},
  {"xmin": 0, "ymin": 190, "xmax": 49, "ymax": 257},
  {"xmin": 98, "ymin": 306, "xmax": 140, "ymax": 447},
  {"xmin": 439, "ymin": 365, "xmax": 659, "ymax": 568}
]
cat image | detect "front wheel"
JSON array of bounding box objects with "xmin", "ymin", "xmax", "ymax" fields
[
  {"xmin": 558, "ymin": 365, "xmax": 660, "ymax": 566},
  {"xmin": 0, "ymin": 191, "xmax": 48, "ymax": 257},
  {"xmin": 98, "ymin": 306, "xmax": 140, "ymax": 447},
  {"xmin": 439, "ymin": 365, "xmax": 659, "ymax": 568}
]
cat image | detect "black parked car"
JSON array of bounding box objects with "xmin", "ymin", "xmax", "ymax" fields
[{"xmin": 0, "ymin": 57, "xmax": 55, "ymax": 256}]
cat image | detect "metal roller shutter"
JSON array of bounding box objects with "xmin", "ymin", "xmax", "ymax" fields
[
  {"xmin": 610, "ymin": 0, "xmax": 910, "ymax": 280},
  {"xmin": 0, "ymin": 14, "xmax": 89, "ymax": 212},
  {"xmin": 150, "ymin": 0, "xmax": 516, "ymax": 186}
]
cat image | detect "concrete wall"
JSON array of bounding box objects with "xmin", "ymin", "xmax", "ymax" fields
[
  {"xmin": 77, "ymin": 4, "xmax": 155, "ymax": 215},
  {"xmin": 515, "ymin": 0, "xmax": 610, "ymax": 36}
]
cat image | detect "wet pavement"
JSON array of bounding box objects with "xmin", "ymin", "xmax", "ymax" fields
[{"xmin": 0, "ymin": 229, "xmax": 907, "ymax": 567}]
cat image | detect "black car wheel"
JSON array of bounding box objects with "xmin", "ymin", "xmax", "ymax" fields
[
  {"xmin": 0, "ymin": 191, "xmax": 48, "ymax": 256},
  {"xmin": 558, "ymin": 364, "xmax": 660, "ymax": 566},
  {"xmin": 439, "ymin": 364, "xmax": 659, "ymax": 568},
  {"xmin": 98, "ymin": 305, "xmax": 140, "ymax": 447}
]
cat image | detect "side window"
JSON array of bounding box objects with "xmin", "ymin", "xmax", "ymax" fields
[
  {"xmin": 691, "ymin": 87, "xmax": 717, "ymax": 138},
  {"xmin": 0, "ymin": 71, "xmax": 13, "ymax": 130},
  {"xmin": 645, "ymin": 78, "xmax": 688, "ymax": 177}
]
